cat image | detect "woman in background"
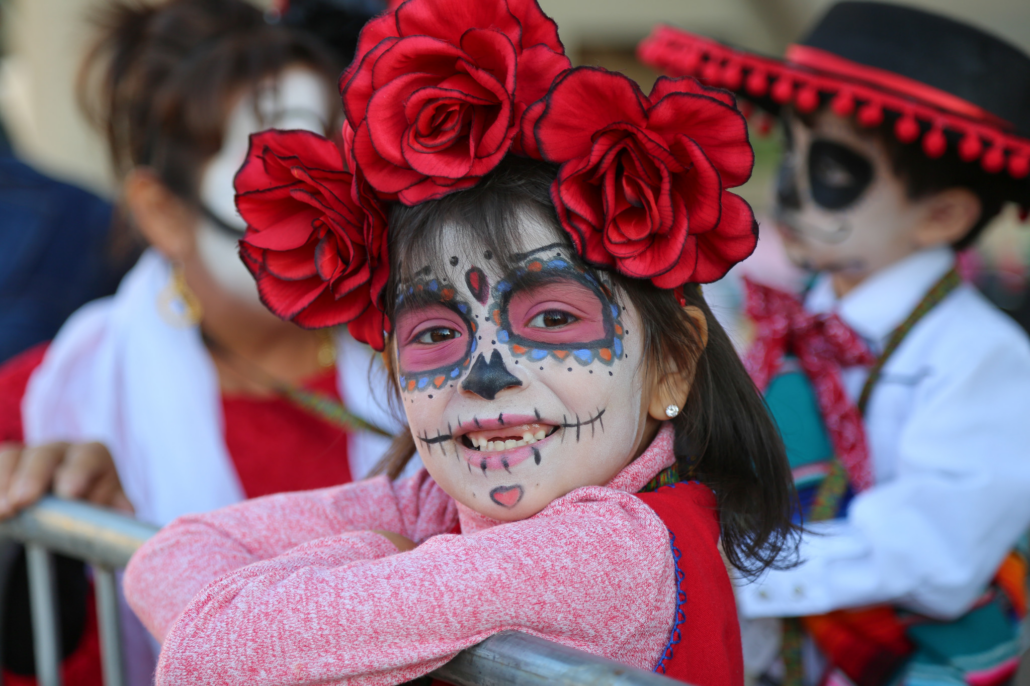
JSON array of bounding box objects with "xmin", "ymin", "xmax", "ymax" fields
[{"xmin": 0, "ymin": 1, "xmax": 398, "ymax": 683}]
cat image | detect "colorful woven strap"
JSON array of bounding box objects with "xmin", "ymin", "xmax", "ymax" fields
[
  {"xmin": 856, "ymin": 268, "xmax": 961, "ymax": 415},
  {"xmin": 283, "ymin": 387, "xmax": 393, "ymax": 438},
  {"xmin": 639, "ymin": 465, "xmax": 681, "ymax": 493}
]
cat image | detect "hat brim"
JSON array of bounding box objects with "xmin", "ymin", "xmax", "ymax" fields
[{"xmin": 638, "ymin": 25, "xmax": 1030, "ymax": 183}]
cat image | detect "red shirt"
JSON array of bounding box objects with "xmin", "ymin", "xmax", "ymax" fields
[{"xmin": 0, "ymin": 343, "xmax": 356, "ymax": 686}]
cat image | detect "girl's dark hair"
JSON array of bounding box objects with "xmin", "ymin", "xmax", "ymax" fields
[
  {"xmin": 372, "ymin": 155, "xmax": 799, "ymax": 576},
  {"xmin": 78, "ymin": 0, "xmax": 341, "ymax": 202}
]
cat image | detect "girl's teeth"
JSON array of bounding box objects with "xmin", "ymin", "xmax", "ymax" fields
[
  {"xmin": 505, "ymin": 439, "xmax": 517, "ymax": 449},
  {"xmin": 535, "ymin": 430, "xmax": 546, "ymax": 440}
]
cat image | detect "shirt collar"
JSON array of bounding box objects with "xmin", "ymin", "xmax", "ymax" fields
[
  {"xmin": 456, "ymin": 423, "xmax": 677, "ymax": 534},
  {"xmin": 805, "ymin": 247, "xmax": 955, "ymax": 351}
]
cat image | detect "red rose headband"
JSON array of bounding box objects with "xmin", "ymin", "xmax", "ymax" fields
[{"xmin": 235, "ymin": 0, "xmax": 757, "ymax": 351}]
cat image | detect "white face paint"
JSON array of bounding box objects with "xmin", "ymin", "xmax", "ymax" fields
[
  {"xmin": 773, "ymin": 109, "xmax": 927, "ymax": 286},
  {"xmin": 393, "ymin": 215, "xmax": 651, "ymax": 521},
  {"xmin": 196, "ymin": 67, "xmax": 332, "ymax": 304}
]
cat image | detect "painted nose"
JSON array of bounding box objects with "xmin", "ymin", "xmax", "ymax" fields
[
  {"xmin": 461, "ymin": 350, "xmax": 522, "ymax": 400},
  {"xmin": 775, "ymin": 159, "xmax": 801, "ymax": 211}
]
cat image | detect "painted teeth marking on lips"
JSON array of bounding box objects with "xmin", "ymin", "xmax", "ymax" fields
[{"xmin": 463, "ymin": 422, "xmax": 553, "ymax": 452}]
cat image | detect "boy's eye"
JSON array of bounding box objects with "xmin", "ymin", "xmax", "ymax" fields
[
  {"xmin": 528, "ymin": 310, "xmax": 577, "ymax": 329},
  {"xmin": 416, "ymin": 327, "xmax": 461, "ymax": 344}
]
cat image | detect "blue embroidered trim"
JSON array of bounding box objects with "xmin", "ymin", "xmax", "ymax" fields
[{"xmin": 654, "ymin": 528, "xmax": 687, "ymax": 674}]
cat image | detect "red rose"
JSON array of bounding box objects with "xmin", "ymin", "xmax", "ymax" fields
[
  {"xmin": 532, "ymin": 68, "xmax": 757, "ymax": 286},
  {"xmin": 235, "ymin": 129, "xmax": 389, "ymax": 350},
  {"xmin": 341, "ymin": 0, "xmax": 570, "ymax": 205}
]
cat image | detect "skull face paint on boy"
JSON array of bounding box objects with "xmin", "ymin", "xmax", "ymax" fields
[
  {"xmin": 773, "ymin": 109, "xmax": 930, "ymax": 293},
  {"xmin": 392, "ymin": 215, "xmax": 652, "ymax": 521}
]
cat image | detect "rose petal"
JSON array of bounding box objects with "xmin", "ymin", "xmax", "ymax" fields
[
  {"xmin": 648, "ymin": 92, "xmax": 754, "ymax": 187},
  {"xmin": 535, "ymin": 67, "xmax": 649, "ymax": 163},
  {"xmin": 505, "ymin": 0, "xmax": 563, "ymax": 51},
  {"xmin": 649, "ymin": 75, "xmax": 735, "ymax": 108},
  {"xmin": 396, "ymin": 0, "xmax": 521, "ymax": 49},
  {"xmin": 690, "ymin": 191, "xmax": 757, "ymax": 283}
]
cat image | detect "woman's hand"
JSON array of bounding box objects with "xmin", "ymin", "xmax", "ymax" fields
[
  {"xmin": 0, "ymin": 441, "xmax": 132, "ymax": 518},
  {"xmin": 372, "ymin": 530, "xmax": 417, "ymax": 552}
]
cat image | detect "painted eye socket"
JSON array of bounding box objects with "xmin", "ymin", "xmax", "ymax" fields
[
  {"xmin": 527, "ymin": 310, "xmax": 578, "ymax": 329},
  {"xmin": 396, "ymin": 304, "xmax": 470, "ymax": 373},
  {"xmin": 508, "ymin": 280, "xmax": 608, "ymax": 345},
  {"xmin": 807, "ymin": 139, "xmax": 874, "ymax": 211}
]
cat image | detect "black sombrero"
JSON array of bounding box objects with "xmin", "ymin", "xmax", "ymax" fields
[{"xmin": 638, "ymin": 2, "xmax": 1030, "ymax": 185}]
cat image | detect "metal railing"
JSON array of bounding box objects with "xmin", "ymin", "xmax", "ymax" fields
[{"xmin": 0, "ymin": 497, "xmax": 681, "ymax": 686}]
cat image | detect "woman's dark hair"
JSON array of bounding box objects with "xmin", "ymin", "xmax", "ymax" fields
[
  {"xmin": 78, "ymin": 0, "xmax": 341, "ymax": 202},
  {"xmin": 372, "ymin": 155, "xmax": 799, "ymax": 576}
]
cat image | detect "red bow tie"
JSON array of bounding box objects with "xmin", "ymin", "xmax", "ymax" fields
[{"xmin": 744, "ymin": 279, "xmax": 876, "ymax": 492}]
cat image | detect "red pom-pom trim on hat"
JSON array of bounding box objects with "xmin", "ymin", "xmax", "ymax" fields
[
  {"xmin": 638, "ymin": 25, "xmax": 1030, "ymax": 182},
  {"xmin": 895, "ymin": 112, "xmax": 921, "ymax": 143},
  {"xmin": 922, "ymin": 122, "xmax": 947, "ymax": 158},
  {"xmin": 982, "ymin": 143, "xmax": 1006, "ymax": 174},
  {"xmin": 531, "ymin": 68, "xmax": 758, "ymax": 288}
]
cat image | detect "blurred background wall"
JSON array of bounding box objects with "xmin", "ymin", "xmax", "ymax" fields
[
  {"xmin": 1, "ymin": 0, "xmax": 1029, "ymax": 315},
  {"xmin": 3, "ymin": 0, "xmax": 1029, "ymax": 199}
]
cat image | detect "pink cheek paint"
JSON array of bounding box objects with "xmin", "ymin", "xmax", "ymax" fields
[
  {"xmin": 508, "ymin": 282, "xmax": 607, "ymax": 345},
  {"xmin": 396, "ymin": 305, "xmax": 470, "ymax": 373}
]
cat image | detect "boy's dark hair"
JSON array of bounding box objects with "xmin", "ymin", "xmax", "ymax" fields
[{"xmin": 373, "ymin": 155, "xmax": 799, "ymax": 576}]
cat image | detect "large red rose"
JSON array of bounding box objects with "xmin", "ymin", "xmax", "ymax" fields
[
  {"xmin": 235, "ymin": 129, "xmax": 389, "ymax": 350},
  {"xmin": 341, "ymin": 0, "xmax": 570, "ymax": 205},
  {"xmin": 532, "ymin": 68, "xmax": 758, "ymax": 286}
]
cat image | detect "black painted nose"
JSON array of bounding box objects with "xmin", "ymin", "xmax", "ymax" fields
[
  {"xmin": 775, "ymin": 159, "xmax": 801, "ymax": 211},
  {"xmin": 461, "ymin": 350, "xmax": 522, "ymax": 400}
]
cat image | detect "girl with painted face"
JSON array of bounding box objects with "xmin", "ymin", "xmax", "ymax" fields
[
  {"xmin": 0, "ymin": 0, "xmax": 393, "ymax": 683},
  {"xmin": 123, "ymin": 2, "xmax": 799, "ymax": 684},
  {"xmin": 641, "ymin": 5, "xmax": 1030, "ymax": 686}
]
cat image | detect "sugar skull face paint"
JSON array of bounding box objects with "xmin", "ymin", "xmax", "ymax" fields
[
  {"xmin": 773, "ymin": 109, "xmax": 927, "ymax": 286},
  {"xmin": 393, "ymin": 213, "xmax": 650, "ymax": 521},
  {"xmin": 196, "ymin": 67, "xmax": 332, "ymax": 305}
]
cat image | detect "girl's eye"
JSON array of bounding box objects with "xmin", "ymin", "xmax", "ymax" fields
[
  {"xmin": 528, "ymin": 310, "xmax": 577, "ymax": 329},
  {"xmin": 416, "ymin": 327, "xmax": 461, "ymax": 344}
]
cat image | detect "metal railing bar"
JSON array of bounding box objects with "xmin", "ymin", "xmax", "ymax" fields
[
  {"xmin": 0, "ymin": 497, "xmax": 157, "ymax": 568},
  {"xmin": 94, "ymin": 566, "xmax": 126, "ymax": 686},
  {"xmin": 25, "ymin": 543, "xmax": 62, "ymax": 686},
  {"xmin": 5, "ymin": 499, "xmax": 687, "ymax": 686},
  {"xmin": 431, "ymin": 630, "xmax": 681, "ymax": 685}
]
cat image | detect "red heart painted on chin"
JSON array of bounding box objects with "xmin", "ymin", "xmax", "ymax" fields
[{"xmin": 490, "ymin": 485, "xmax": 524, "ymax": 508}]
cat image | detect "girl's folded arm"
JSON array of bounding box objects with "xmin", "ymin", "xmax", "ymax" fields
[
  {"xmin": 125, "ymin": 469, "xmax": 457, "ymax": 640},
  {"xmin": 153, "ymin": 490, "xmax": 676, "ymax": 686}
]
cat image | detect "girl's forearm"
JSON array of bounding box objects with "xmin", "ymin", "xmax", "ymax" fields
[
  {"xmin": 153, "ymin": 493, "xmax": 674, "ymax": 685},
  {"xmin": 125, "ymin": 471, "xmax": 457, "ymax": 640}
]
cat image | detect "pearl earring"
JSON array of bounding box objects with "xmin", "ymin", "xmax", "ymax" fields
[{"xmin": 665, "ymin": 405, "xmax": 680, "ymax": 418}]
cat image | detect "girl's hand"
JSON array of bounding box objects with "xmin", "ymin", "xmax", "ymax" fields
[
  {"xmin": 0, "ymin": 441, "xmax": 133, "ymax": 518},
  {"xmin": 372, "ymin": 530, "xmax": 417, "ymax": 552}
]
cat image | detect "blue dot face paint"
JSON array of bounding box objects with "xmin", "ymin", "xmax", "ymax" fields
[{"xmin": 391, "ymin": 216, "xmax": 651, "ymax": 524}]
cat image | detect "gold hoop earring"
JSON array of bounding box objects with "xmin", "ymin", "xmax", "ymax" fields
[{"xmin": 157, "ymin": 265, "xmax": 203, "ymax": 328}]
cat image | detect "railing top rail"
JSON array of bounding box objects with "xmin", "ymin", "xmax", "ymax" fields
[
  {"xmin": 0, "ymin": 496, "xmax": 157, "ymax": 568},
  {"xmin": 0, "ymin": 497, "xmax": 686, "ymax": 685}
]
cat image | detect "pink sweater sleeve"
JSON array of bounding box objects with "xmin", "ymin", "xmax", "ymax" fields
[
  {"xmin": 124, "ymin": 470, "xmax": 457, "ymax": 641},
  {"xmin": 151, "ymin": 486, "xmax": 676, "ymax": 686}
]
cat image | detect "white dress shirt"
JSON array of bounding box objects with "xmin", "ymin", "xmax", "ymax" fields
[{"xmin": 737, "ymin": 247, "xmax": 1030, "ymax": 620}]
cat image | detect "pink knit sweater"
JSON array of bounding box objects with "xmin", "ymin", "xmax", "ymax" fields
[{"xmin": 125, "ymin": 425, "xmax": 683, "ymax": 685}]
